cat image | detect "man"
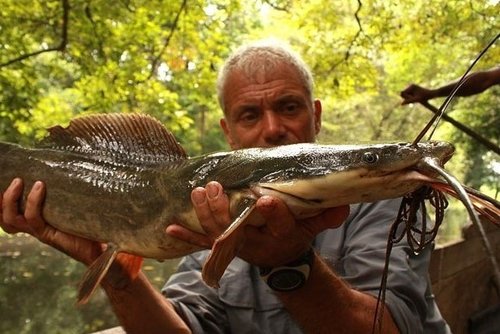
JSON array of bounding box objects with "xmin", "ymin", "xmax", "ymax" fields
[
  {"xmin": 400, "ymin": 67, "xmax": 500, "ymax": 105},
  {"xmin": 0, "ymin": 40, "xmax": 450, "ymax": 333}
]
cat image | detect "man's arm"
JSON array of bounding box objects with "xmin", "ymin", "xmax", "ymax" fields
[
  {"xmin": 101, "ymin": 272, "xmax": 191, "ymax": 334},
  {"xmin": 0, "ymin": 179, "xmax": 191, "ymax": 334},
  {"xmin": 276, "ymin": 253, "xmax": 398, "ymax": 333},
  {"xmin": 400, "ymin": 67, "xmax": 500, "ymax": 105}
]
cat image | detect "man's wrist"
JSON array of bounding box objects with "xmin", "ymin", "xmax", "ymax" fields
[{"xmin": 259, "ymin": 248, "xmax": 315, "ymax": 292}]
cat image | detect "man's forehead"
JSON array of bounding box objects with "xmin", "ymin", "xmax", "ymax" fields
[
  {"xmin": 236, "ymin": 62, "xmax": 302, "ymax": 83},
  {"xmin": 224, "ymin": 65, "xmax": 306, "ymax": 100}
]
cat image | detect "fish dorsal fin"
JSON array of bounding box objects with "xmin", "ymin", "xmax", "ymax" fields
[{"xmin": 40, "ymin": 113, "xmax": 187, "ymax": 165}]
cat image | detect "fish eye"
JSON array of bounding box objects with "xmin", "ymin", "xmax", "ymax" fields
[{"xmin": 363, "ymin": 152, "xmax": 379, "ymax": 164}]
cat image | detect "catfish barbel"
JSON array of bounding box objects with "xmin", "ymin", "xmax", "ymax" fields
[{"xmin": 0, "ymin": 113, "xmax": 498, "ymax": 304}]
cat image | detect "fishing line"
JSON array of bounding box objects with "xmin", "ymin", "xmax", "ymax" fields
[
  {"xmin": 412, "ymin": 33, "xmax": 499, "ymax": 145},
  {"xmin": 372, "ymin": 186, "xmax": 448, "ymax": 333}
]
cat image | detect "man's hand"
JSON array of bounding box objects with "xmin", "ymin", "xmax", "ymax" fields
[
  {"xmin": 238, "ymin": 194, "xmax": 349, "ymax": 267},
  {"xmin": 400, "ymin": 84, "xmax": 433, "ymax": 105},
  {"xmin": 166, "ymin": 181, "xmax": 349, "ymax": 267},
  {"xmin": 0, "ymin": 178, "xmax": 103, "ymax": 266}
]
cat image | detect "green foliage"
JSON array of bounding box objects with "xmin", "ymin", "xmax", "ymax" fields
[
  {"xmin": 1, "ymin": 0, "xmax": 497, "ymax": 151},
  {"xmin": 0, "ymin": 0, "xmax": 255, "ymax": 154}
]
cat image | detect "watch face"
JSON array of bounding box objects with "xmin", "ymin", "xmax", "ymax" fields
[{"xmin": 268, "ymin": 269, "xmax": 306, "ymax": 292}]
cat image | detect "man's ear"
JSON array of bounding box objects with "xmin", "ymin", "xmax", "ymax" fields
[
  {"xmin": 220, "ymin": 118, "xmax": 236, "ymax": 148},
  {"xmin": 313, "ymin": 99, "xmax": 322, "ymax": 134}
]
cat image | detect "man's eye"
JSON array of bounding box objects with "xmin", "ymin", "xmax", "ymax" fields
[
  {"xmin": 282, "ymin": 102, "xmax": 299, "ymax": 114},
  {"xmin": 240, "ymin": 110, "xmax": 259, "ymax": 123}
]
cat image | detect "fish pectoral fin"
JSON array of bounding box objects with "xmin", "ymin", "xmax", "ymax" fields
[
  {"xmin": 77, "ymin": 245, "xmax": 119, "ymax": 305},
  {"xmin": 202, "ymin": 200, "xmax": 257, "ymax": 288}
]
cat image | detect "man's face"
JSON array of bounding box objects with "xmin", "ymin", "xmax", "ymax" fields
[{"xmin": 220, "ymin": 63, "xmax": 322, "ymax": 149}]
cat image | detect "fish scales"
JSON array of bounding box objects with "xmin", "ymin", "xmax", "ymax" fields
[{"xmin": 0, "ymin": 141, "xmax": 196, "ymax": 258}]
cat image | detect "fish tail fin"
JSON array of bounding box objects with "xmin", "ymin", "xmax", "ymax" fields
[
  {"xmin": 77, "ymin": 246, "xmax": 118, "ymax": 304},
  {"xmin": 432, "ymin": 182, "xmax": 500, "ymax": 225},
  {"xmin": 202, "ymin": 200, "xmax": 257, "ymax": 288}
]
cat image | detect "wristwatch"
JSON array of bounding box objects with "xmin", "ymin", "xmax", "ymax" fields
[{"xmin": 259, "ymin": 248, "xmax": 315, "ymax": 292}]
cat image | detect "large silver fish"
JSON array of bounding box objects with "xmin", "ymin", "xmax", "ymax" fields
[{"xmin": 0, "ymin": 113, "xmax": 498, "ymax": 303}]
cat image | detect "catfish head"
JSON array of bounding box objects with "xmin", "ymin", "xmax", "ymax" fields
[{"xmin": 195, "ymin": 141, "xmax": 455, "ymax": 219}]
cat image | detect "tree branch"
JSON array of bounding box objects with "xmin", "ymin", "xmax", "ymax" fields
[
  {"xmin": 0, "ymin": 0, "xmax": 70, "ymax": 68},
  {"xmin": 119, "ymin": 0, "xmax": 136, "ymax": 13},
  {"xmin": 147, "ymin": 0, "xmax": 188, "ymax": 80},
  {"xmin": 420, "ymin": 101, "xmax": 500, "ymax": 155},
  {"xmin": 262, "ymin": 0, "xmax": 291, "ymax": 12},
  {"xmin": 331, "ymin": 0, "xmax": 364, "ymax": 68},
  {"xmin": 84, "ymin": 0, "xmax": 107, "ymax": 61}
]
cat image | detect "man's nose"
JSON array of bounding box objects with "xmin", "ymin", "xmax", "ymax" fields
[{"xmin": 261, "ymin": 111, "xmax": 286, "ymax": 144}]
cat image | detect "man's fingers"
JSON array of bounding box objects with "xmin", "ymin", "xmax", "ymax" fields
[
  {"xmin": 3, "ymin": 178, "xmax": 23, "ymax": 215},
  {"xmin": 205, "ymin": 182, "xmax": 231, "ymax": 229},
  {"xmin": 191, "ymin": 182, "xmax": 231, "ymax": 239},
  {"xmin": 0, "ymin": 189, "xmax": 18, "ymax": 234},
  {"xmin": 257, "ymin": 197, "xmax": 350, "ymax": 238},
  {"xmin": 24, "ymin": 181, "xmax": 46, "ymax": 235},
  {"xmin": 191, "ymin": 186, "xmax": 219, "ymax": 237},
  {"xmin": 1, "ymin": 179, "xmax": 50, "ymax": 237},
  {"xmin": 1, "ymin": 178, "xmax": 25, "ymax": 233}
]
